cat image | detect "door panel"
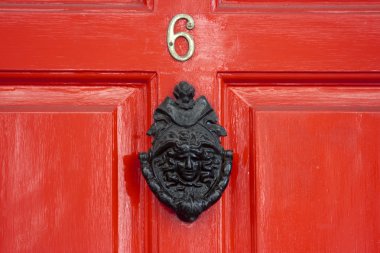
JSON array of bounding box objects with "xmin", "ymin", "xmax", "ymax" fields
[
  {"xmin": 222, "ymin": 73, "xmax": 380, "ymax": 253},
  {"xmin": 1, "ymin": 112, "xmax": 114, "ymax": 252},
  {"xmin": 0, "ymin": 72, "xmax": 155, "ymax": 253},
  {"xmin": 255, "ymin": 112, "xmax": 379, "ymax": 253},
  {"xmin": 0, "ymin": 0, "xmax": 153, "ymax": 11}
]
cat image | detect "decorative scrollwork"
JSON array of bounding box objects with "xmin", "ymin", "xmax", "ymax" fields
[{"xmin": 139, "ymin": 81, "xmax": 232, "ymax": 222}]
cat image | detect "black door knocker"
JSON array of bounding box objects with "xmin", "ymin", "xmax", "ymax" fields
[{"xmin": 139, "ymin": 81, "xmax": 232, "ymax": 222}]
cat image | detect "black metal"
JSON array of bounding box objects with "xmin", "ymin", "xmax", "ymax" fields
[{"xmin": 139, "ymin": 81, "xmax": 232, "ymax": 222}]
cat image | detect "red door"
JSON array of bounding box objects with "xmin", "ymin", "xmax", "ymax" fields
[{"xmin": 1, "ymin": 1, "xmax": 379, "ymax": 252}]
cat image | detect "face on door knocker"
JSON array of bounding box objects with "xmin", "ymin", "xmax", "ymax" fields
[{"xmin": 139, "ymin": 81, "xmax": 232, "ymax": 222}]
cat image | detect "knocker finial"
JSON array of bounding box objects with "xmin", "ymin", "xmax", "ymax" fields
[
  {"xmin": 173, "ymin": 81, "xmax": 195, "ymax": 109},
  {"xmin": 139, "ymin": 82, "xmax": 232, "ymax": 222}
]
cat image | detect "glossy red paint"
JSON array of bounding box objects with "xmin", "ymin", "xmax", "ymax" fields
[
  {"xmin": 0, "ymin": 1, "xmax": 379, "ymax": 252},
  {"xmin": 221, "ymin": 73, "xmax": 380, "ymax": 252},
  {"xmin": 0, "ymin": 73, "xmax": 155, "ymax": 252}
]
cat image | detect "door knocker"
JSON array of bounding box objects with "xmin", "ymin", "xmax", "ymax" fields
[{"xmin": 139, "ymin": 82, "xmax": 232, "ymax": 222}]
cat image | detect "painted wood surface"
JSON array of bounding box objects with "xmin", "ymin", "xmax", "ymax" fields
[
  {"xmin": 0, "ymin": 0, "xmax": 379, "ymax": 252},
  {"xmin": 0, "ymin": 73, "xmax": 155, "ymax": 253}
]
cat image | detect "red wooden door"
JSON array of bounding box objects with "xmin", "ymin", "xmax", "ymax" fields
[{"xmin": 1, "ymin": 1, "xmax": 379, "ymax": 253}]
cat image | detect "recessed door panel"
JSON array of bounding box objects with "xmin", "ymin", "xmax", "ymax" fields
[
  {"xmin": 0, "ymin": 73, "xmax": 154, "ymax": 253},
  {"xmin": 223, "ymin": 74, "xmax": 380, "ymax": 253}
]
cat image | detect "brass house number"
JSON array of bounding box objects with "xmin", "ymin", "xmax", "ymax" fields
[{"xmin": 167, "ymin": 14, "xmax": 195, "ymax": 62}]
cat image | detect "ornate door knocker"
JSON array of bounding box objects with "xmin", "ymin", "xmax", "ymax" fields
[{"xmin": 139, "ymin": 82, "xmax": 232, "ymax": 222}]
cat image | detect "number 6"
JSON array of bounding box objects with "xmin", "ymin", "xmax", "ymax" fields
[{"xmin": 167, "ymin": 14, "xmax": 195, "ymax": 62}]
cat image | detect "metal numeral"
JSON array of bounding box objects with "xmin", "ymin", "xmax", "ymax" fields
[{"xmin": 167, "ymin": 14, "xmax": 195, "ymax": 62}]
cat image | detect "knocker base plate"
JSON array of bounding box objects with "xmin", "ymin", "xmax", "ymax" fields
[{"xmin": 139, "ymin": 81, "xmax": 232, "ymax": 222}]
